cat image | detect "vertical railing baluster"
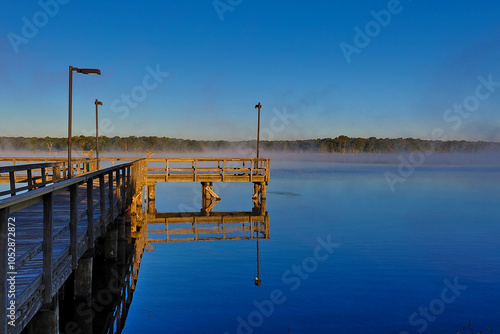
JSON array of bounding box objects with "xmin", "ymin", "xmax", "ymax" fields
[
  {"xmin": 42, "ymin": 192, "xmax": 53, "ymax": 303},
  {"xmin": 116, "ymin": 168, "xmax": 121, "ymax": 211},
  {"xmin": 27, "ymin": 169, "xmax": 33, "ymax": 191},
  {"xmin": 87, "ymin": 178, "xmax": 94, "ymax": 249},
  {"xmin": 70, "ymin": 184, "xmax": 78, "ymax": 269},
  {"xmin": 99, "ymin": 174, "xmax": 106, "ymax": 235},
  {"xmin": 127, "ymin": 166, "xmax": 131, "ymax": 200},
  {"xmin": 108, "ymin": 171, "xmax": 114, "ymax": 221},
  {"xmin": 121, "ymin": 167, "xmax": 126, "ymax": 208},
  {"xmin": 41, "ymin": 167, "xmax": 47, "ymax": 187},
  {"xmin": 9, "ymin": 171, "xmax": 15, "ymax": 197}
]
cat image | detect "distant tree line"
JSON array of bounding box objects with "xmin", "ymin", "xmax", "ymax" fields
[{"xmin": 0, "ymin": 135, "xmax": 499, "ymax": 154}]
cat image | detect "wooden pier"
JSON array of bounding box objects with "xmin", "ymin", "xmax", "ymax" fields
[
  {"xmin": 0, "ymin": 156, "xmax": 270, "ymax": 333},
  {"xmin": 0, "ymin": 159, "xmax": 147, "ymax": 334}
]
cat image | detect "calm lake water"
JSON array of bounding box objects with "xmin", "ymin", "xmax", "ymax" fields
[{"xmin": 120, "ymin": 160, "xmax": 500, "ymax": 334}]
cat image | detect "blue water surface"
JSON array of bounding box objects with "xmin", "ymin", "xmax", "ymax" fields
[{"xmin": 123, "ymin": 161, "xmax": 500, "ymax": 334}]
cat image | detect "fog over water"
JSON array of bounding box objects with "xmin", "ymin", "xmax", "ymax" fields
[{"xmin": 2, "ymin": 149, "xmax": 500, "ymax": 166}]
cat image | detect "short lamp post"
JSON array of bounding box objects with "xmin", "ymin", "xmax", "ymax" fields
[
  {"xmin": 95, "ymin": 99, "xmax": 103, "ymax": 169},
  {"xmin": 68, "ymin": 66, "xmax": 101, "ymax": 178}
]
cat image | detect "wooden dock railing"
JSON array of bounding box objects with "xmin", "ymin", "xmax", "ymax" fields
[
  {"xmin": 146, "ymin": 158, "xmax": 271, "ymax": 183},
  {"xmin": 0, "ymin": 159, "xmax": 147, "ymax": 333},
  {"xmin": 0, "ymin": 159, "xmax": 98, "ymax": 197}
]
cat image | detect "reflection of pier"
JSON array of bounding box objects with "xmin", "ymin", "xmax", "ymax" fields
[
  {"xmin": 145, "ymin": 211, "xmax": 270, "ymax": 243},
  {"xmin": 59, "ymin": 210, "xmax": 149, "ymax": 333}
]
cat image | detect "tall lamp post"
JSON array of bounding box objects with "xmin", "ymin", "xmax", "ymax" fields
[
  {"xmin": 255, "ymin": 102, "xmax": 262, "ymax": 159},
  {"xmin": 95, "ymin": 99, "xmax": 103, "ymax": 169},
  {"xmin": 68, "ymin": 66, "xmax": 101, "ymax": 178}
]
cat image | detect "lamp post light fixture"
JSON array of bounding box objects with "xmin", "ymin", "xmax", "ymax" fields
[
  {"xmin": 255, "ymin": 102, "xmax": 262, "ymax": 159},
  {"xmin": 68, "ymin": 66, "xmax": 101, "ymax": 178},
  {"xmin": 95, "ymin": 99, "xmax": 103, "ymax": 169}
]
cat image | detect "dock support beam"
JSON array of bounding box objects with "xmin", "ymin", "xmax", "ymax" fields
[
  {"xmin": 105, "ymin": 223, "xmax": 119, "ymax": 261},
  {"xmin": 253, "ymin": 182, "xmax": 267, "ymax": 214},
  {"xmin": 201, "ymin": 182, "xmax": 220, "ymax": 214},
  {"xmin": 147, "ymin": 184, "xmax": 156, "ymax": 214},
  {"xmin": 201, "ymin": 182, "xmax": 212, "ymax": 213},
  {"xmin": 27, "ymin": 295, "xmax": 59, "ymax": 334},
  {"xmin": 73, "ymin": 253, "xmax": 93, "ymax": 301}
]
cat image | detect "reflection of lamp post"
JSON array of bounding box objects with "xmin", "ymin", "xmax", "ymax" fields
[
  {"xmin": 254, "ymin": 230, "xmax": 261, "ymax": 286},
  {"xmin": 95, "ymin": 99, "xmax": 103, "ymax": 169},
  {"xmin": 68, "ymin": 66, "xmax": 101, "ymax": 178},
  {"xmin": 254, "ymin": 102, "xmax": 262, "ymax": 159}
]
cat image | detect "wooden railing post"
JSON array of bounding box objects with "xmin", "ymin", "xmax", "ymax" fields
[
  {"xmin": 222, "ymin": 160, "xmax": 226, "ymax": 182},
  {"xmin": 116, "ymin": 168, "xmax": 122, "ymax": 211},
  {"xmin": 127, "ymin": 166, "xmax": 131, "ymax": 200},
  {"xmin": 27, "ymin": 169, "xmax": 33, "ymax": 190},
  {"xmin": 52, "ymin": 166, "xmax": 59, "ymax": 183},
  {"xmin": 121, "ymin": 167, "xmax": 126, "ymax": 207},
  {"xmin": 9, "ymin": 171, "xmax": 16, "ymax": 197},
  {"xmin": 194, "ymin": 159, "xmax": 197, "ymax": 182},
  {"xmin": 42, "ymin": 192, "xmax": 53, "ymax": 303},
  {"xmin": 99, "ymin": 174, "xmax": 106, "ymax": 233},
  {"xmin": 0, "ymin": 207, "xmax": 8, "ymax": 333},
  {"xmin": 165, "ymin": 159, "xmax": 169, "ymax": 182},
  {"xmin": 70, "ymin": 184, "xmax": 78, "ymax": 269},
  {"xmin": 108, "ymin": 171, "xmax": 114, "ymax": 221},
  {"xmin": 87, "ymin": 178, "xmax": 94, "ymax": 249},
  {"xmin": 41, "ymin": 167, "xmax": 47, "ymax": 187}
]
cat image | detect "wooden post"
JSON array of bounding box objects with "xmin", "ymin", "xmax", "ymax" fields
[
  {"xmin": 0, "ymin": 208, "xmax": 8, "ymax": 333},
  {"xmin": 70, "ymin": 184, "xmax": 78, "ymax": 270},
  {"xmin": 147, "ymin": 183, "xmax": 155, "ymax": 214},
  {"xmin": 126, "ymin": 166, "xmax": 131, "ymax": 200},
  {"xmin": 87, "ymin": 179, "xmax": 94, "ymax": 250},
  {"xmin": 74, "ymin": 253, "xmax": 93, "ymax": 301},
  {"xmin": 27, "ymin": 295, "xmax": 59, "ymax": 334},
  {"xmin": 116, "ymin": 168, "xmax": 122, "ymax": 211},
  {"xmin": 105, "ymin": 225, "xmax": 118, "ymax": 261},
  {"xmin": 43, "ymin": 192, "xmax": 54, "ymax": 303},
  {"xmin": 108, "ymin": 171, "xmax": 114, "ymax": 221},
  {"xmin": 27, "ymin": 169, "xmax": 33, "ymax": 190},
  {"xmin": 53, "ymin": 166, "xmax": 60, "ymax": 183},
  {"xmin": 165, "ymin": 160, "xmax": 169, "ymax": 182},
  {"xmin": 41, "ymin": 167, "xmax": 47, "ymax": 187},
  {"xmin": 9, "ymin": 171, "xmax": 15, "ymax": 196},
  {"xmin": 193, "ymin": 159, "xmax": 197, "ymax": 182},
  {"xmin": 99, "ymin": 174, "xmax": 106, "ymax": 233},
  {"xmin": 120, "ymin": 168, "xmax": 126, "ymax": 208}
]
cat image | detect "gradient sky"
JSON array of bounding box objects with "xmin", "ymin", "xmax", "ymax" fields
[{"xmin": 1, "ymin": 0, "xmax": 500, "ymax": 141}]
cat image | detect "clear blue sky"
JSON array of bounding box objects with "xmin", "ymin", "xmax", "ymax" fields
[{"xmin": 1, "ymin": 0, "xmax": 499, "ymax": 141}]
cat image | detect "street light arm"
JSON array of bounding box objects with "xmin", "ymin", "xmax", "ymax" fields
[
  {"xmin": 78, "ymin": 68, "xmax": 101, "ymax": 75},
  {"xmin": 71, "ymin": 67, "xmax": 101, "ymax": 75}
]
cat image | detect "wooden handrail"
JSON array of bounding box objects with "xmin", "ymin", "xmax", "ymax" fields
[
  {"xmin": 145, "ymin": 158, "xmax": 270, "ymax": 183},
  {"xmin": 0, "ymin": 158, "xmax": 147, "ymax": 332},
  {"xmin": 0, "ymin": 160, "xmax": 99, "ymax": 197}
]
